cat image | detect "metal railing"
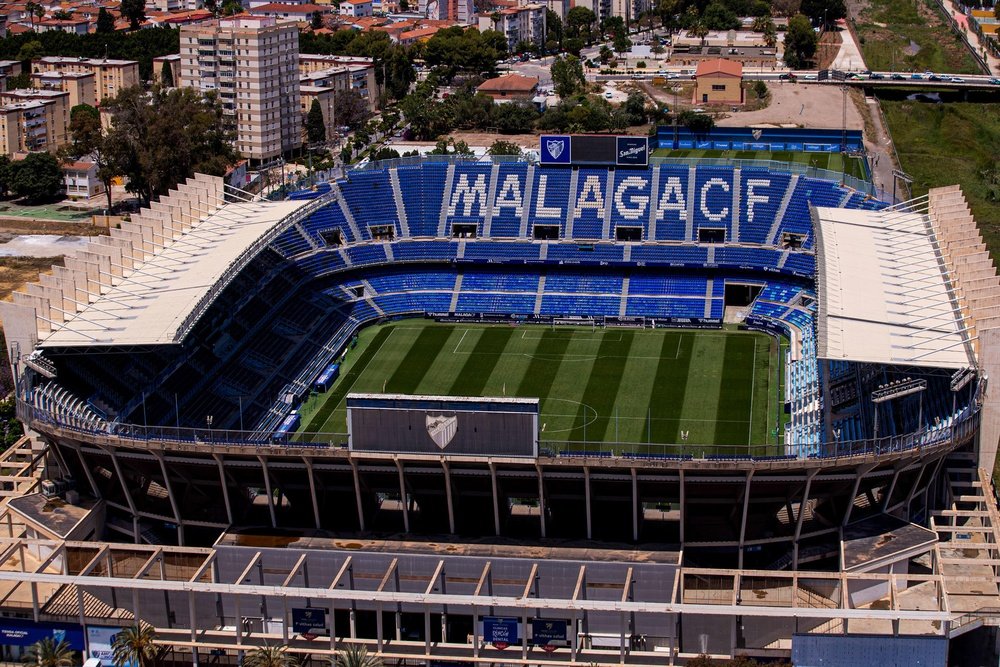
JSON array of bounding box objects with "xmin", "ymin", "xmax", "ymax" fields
[
  {"xmin": 17, "ymin": 395, "xmax": 978, "ymax": 464},
  {"xmin": 174, "ymin": 192, "xmax": 337, "ymax": 343}
]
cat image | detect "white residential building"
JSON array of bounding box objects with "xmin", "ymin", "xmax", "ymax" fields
[{"xmin": 179, "ymin": 16, "xmax": 301, "ymax": 164}]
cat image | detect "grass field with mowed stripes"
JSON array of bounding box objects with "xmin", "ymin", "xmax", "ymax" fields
[{"xmin": 295, "ymin": 321, "xmax": 783, "ymax": 451}]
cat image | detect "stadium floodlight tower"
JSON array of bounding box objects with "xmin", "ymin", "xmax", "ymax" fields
[{"xmin": 870, "ymin": 377, "xmax": 927, "ymax": 439}]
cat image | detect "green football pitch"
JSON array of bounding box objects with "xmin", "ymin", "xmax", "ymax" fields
[
  {"xmin": 295, "ymin": 321, "xmax": 786, "ymax": 453},
  {"xmin": 651, "ymin": 148, "xmax": 870, "ymax": 182}
]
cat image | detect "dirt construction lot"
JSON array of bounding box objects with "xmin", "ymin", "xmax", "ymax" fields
[{"xmin": 715, "ymin": 83, "xmax": 864, "ymax": 129}]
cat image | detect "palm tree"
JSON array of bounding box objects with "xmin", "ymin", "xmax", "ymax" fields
[
  {"xmin": 111, "ymin": 624, "xmax": 161, "ymax": 667},
  {"xmin": 242, "ymin": 645, "xmax": 292, "ymax": 667},
  {"xmin": 24, "ymin": 1, "xmax": 45, "ymax": 30},
  {"xmin": 24, "ymin": 638, "xmax": 75, "ymax": 667},
  {"xmin": 331, "ymin": 645, "xmax": 382, "ymax": 667}
]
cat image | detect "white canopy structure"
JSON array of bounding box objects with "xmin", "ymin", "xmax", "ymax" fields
[{"xmin": 814, "ymin": 203, "xmax": 976, "ymax": 370}]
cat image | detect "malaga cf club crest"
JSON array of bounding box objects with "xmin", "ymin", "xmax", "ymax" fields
[
  {"xmin": 540, "ymin": 135, "xmax": 571, "ymax": 164},
  {"xmin": 547, "ymin": 138, "xmax": 565, "ymax": 160},
  {"xmin": 426, "ymin": 414, "xmax": 458, "ymax": 449}
]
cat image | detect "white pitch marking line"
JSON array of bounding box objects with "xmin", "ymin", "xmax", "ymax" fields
[
  {"xmin": 748, "ymin": 340, "xmax": 756, "ymax": 446},
  {"xmin": 453, "ymin": 328, "xmax": 469, "ymax": 354}
]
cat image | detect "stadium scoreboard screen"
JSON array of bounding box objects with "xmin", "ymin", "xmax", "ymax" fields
[
  {"xmin": 540, "ymin": 135, "xmax": 650, "ymax": 166},
  {"xmin": 347, "ymin": 393, "xmax": 539, "ymax": 457}
]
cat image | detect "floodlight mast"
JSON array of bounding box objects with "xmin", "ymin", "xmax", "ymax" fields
[{"xmin": 871, "ymin": 378, "xmax": 928, "ymax": 439}]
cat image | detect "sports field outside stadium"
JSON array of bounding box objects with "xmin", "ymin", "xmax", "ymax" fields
[
  {"xmin": 295, "ymin": 321, "xmax": 786, "ymax": 453},
  {"xmin": 652, "ymin": 148, "xmax": 870, "ymax": 181}
]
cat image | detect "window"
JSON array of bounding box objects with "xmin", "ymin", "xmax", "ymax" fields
[{"xmin": 711, "ymin": 84, "xmax": 726, "ymax": 91}]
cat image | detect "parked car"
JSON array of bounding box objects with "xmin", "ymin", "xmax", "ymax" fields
[
  {"xmin": 891, "ymin": 73, "xmax": 904, "ymax": 80},
  {"xmin": 950, "ymin": 76, "xmax": 965, "ymax": 83}
]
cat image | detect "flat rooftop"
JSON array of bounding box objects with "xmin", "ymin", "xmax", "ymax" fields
[
  {"xmin": 40, "ymin": 198, "xmax": 309, "ymax": 348},
  {"xmin": 217, "ymin": 531, "xmax": 681, "ymax": 564},
  {"xmin": 814, "ymin": 205, "xmax": 975, "ymax": 369}
]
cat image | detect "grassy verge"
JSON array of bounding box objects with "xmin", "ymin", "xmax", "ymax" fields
[
  {"xmin": 880, "ymin": 99, "xmax": 1000, "ymax": 260},
  {"xmin": 854, "ymin": 0, "xmax": 981, "ymax": 74}
]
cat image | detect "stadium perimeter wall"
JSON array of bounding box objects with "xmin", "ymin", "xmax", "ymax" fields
[{"xmin": 928, "ymin": 185, "xmax": 1000, "ymax": 471}]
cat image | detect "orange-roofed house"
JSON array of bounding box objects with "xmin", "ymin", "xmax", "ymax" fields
[
  {"xmin": 339, "ymin": 0, "xmax": 372, "ymax": 17},
  {"xmin": 476, "ymin": 73, "xmax": 538, "ymax": 101},
  {"xmin": 693, "ymin": 58, "xmax": 743, "ymax": 105}
]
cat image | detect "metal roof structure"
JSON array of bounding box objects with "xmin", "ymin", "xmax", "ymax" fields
[
  {"xmin": 814, "ymin": 202, "xmax": 976, "ymax": 370},
  {"xmin": 39, "ymin": 198, "xmax": 311, "ymax": 348}
]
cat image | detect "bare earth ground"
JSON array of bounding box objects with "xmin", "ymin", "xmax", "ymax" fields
[
  {"xmin": 714, "ymin": 84, "xmax": 865, "ymax": 129},
  {"xmin": 816, "ymin": 31, "xmax": 844, "ymax": 70},
  {"xmin": 0, "ymin": 257, "xmax": 61, "ymax": 302},
  {"xmin": 0, "ymin": 219, "xmax": 107, "ymax": 237}
]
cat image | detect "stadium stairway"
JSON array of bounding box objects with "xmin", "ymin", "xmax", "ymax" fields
[{"xmin": 932, "ymin": 465, "xmax": 1000, "ymax": 637}]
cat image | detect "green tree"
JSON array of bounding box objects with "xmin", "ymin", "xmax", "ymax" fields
[
  {"xmin": 111, "ymin": 624, "xmax": 162, "ymax": 667},
  {"xmin": 801, "ymin": 0, "xmax": 846, "ymax": 27},
  {"xmin": 0, "ymin": 155, "xmax": 12, "ymax": 196},
  {"xmin": 0, "ymin": 396, "xmax": 24, "ymax": 450},
  {"xmin": 104, "ymin": 86, "xmax": 238, "ymax": 203},
  {"xmin": 565, "ymin": 6, "xmax": 597, "ymax": 42},
  {"xmin": 6, "ymin": 72, "xmax": 31, "ymax": 90},
  {"xmin": 10, "ymin": 152, "xmax": 63, "ymax": 203},
  {"xmin": 488, "ymin": 139, "xmax": 523, "ymax": 156},
  {"xmin": 333, "ymin": 89, "xmax": 370, "ymax": 130},
  {"xmin": 680, "ymin": 110, "xmax": 714, "ymax": 135},
  {"xmin": 488, "ymin": 100, "xmax": 539, "ymax": 133},
  {"xmin": 783, "ymin": 13, "xmax": 817, "ymax": 68},
  {"xmin": 160, "ymin": 60, "xmax": 174, "ymax": 87},
  {"xmin": 68, "ymin": 103, "xmax": 101, "ymax": 154},
  {"xmin": 332, "ymin": 645, "xmax": 382, "ymax": 667},
  {"xmin": 311, "ymin": 11, "xmax": 324, "ymax": 29},
  {"xmin": 52, "ymin": 10, "xmax": 73, "ymax": 20},
  {"xmin": 599, "ymin": 44, "xmax": 613, "ymax": 64},
  {"xmin": 306, "ymin": 99, "xmax": 326, "ymax": 144},
  {"xmin": 242, "ymin": 645, "xmax": 292, "ymax": 667},
  {"xmin": 96, "ymin": 7, "xmax": 116, "ymax": 33},
  {"xmin": 551, "ymin": 54, "xmax": 586, "ymax": 97},
  {"xmin": 120, "ymin": 0, "xmax": 146, "ymax": 29},
  {"xmin": 24, "ymin": 638, "xmax": 75, "ymax": 667},
  {"xmin": 545, "ymin": 9, "xmax": 563, "ymax": 48},
  {"xmin": 399, "ymin": 0, "xmax": 408, "ymax": 9},
  {"xmin": 702, "ymin": 1, "xmax": 740, "ymax": 29},
  {"xmin": 24, "ymin": 2, "xmax": 45, "ymax": 31},
  {"xmin": 16, "ymin": 40, "xmax": 44, "ymax": 65},
  {"xmin": 752, "ymin": 79, "xmax": 768, "ymax": 99},
  {"xmin": 371, "ymin": 147, "xmax": 401, "ymax": 160},
  {"xmin": 422, "ymin": 26, "xmax": 506, "ymax": 81}
]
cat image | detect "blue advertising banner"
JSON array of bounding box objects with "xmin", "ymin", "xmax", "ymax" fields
[
  {"xmin": 539, "ymin": 135, "xmax": 571, "ymax": 164},
  {"xmin": 615, "ymin": 136, "xmax": 649, "ymax": 166},
  {"xmin": 531, "ymin": 619, "xmax": 569, "ymax": 646},
  {"xmin": 803, "ymin": 143, "xmax": 825, "ymax": 152},
  {"xmin": 0, "ymin": 619, "xmax": 84, "ymax": 650},
  {"xmin": 292, "ymin": 608, "xmax": 328, "ymax": 635},
  {"xmin": 678, "ymin": 140, "xmax": 694, "ymax": 149},
  {"xmin": 786, "ymin": 142, "xmax": 803, "ymax": 151},
  {"xmin": 696, "ymin": 140, "xmax": 713, "ymax": 149},
  {"xmin": 483, "ymin": 617, "xmax": 520, "ymax": 646}
]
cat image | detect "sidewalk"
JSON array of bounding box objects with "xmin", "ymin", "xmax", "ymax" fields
[
  {"xmin": 938, "ymin": 0, "xmax": 1000, "ymax": 75},
  {"xmin": 831, "ymin": 21, "xmax": 867, "ymax": 72}
]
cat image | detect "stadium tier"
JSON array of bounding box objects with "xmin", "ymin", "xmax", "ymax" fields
[
  {"xmin": 4, "ymin": 150, "xmax": 1000, "ymax": 667},
  {"xmin": 0, "ymin": 162, "xmax": 993, "ymax": 565}
]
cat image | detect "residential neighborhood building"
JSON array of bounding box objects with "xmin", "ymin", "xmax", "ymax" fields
[
  {"xmin": 477, "ymin": 4, "xmax": 546, "ymax": 51},
  {"xmin": 339, "ymin": 0, "xmax": 373, "ymax": 17},
  {"xmin": 0, "ymin": 89, "xmax": 71, "ymax": 155},
  {"xmin": 179, "ymin": 16, "xmax": 301, "ymax": 164},
  {"xmin": 693, "ymin": 58, "xmax": 743, "ymax": 105},
  {"xmin": 476, "ymin": 73, "xmax": 538, "ymax": 101},
  {"xmin": 250, "ymin": 3, "xmax": 334, "ymax": 21},
  {"xmin": 62, "ymin": 159, "xmax": 105, "ymax": 200},
  {"xmin": 299, "ymin": 60, "xmax": 378, "ymax": 110},
  {"xmin": 153, "ymin": 54, "xmax": 184, "ymax": 87},
  {"xmin": 35, "ymin": 17, "xmax": 90, "ymax": 34},
  {"xmin": 0, "ymin": 61, "xmax": 23, "ymax": 92},
  {"xmin": 32, "ymin": 57, "xmax": 140, "ymax": 105},
  {"xmin": 30, "ymin": 70, "xmax": 97, "ymax": 108}
]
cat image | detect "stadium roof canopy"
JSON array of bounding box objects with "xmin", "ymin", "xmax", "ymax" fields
[
  {"xmin": 814, "ymin": 205, "xmax": 975, "ymax": 369},
  {"xmin": 40, "ymin": 198, "xmax": 311, "ymax": 348}
]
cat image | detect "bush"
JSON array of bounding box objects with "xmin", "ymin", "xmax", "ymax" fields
[{"xmin": 637, "ymin": 60, "xmax": 647, "ymax": 68}]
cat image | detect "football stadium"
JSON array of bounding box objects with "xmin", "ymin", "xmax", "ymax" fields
[{"xmin": 2, "ymin": 131, "xmax": 1000, "ymax": 664}]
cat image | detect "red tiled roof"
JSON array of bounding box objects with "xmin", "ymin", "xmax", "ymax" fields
[
  {"xmin": 477, "ymin": 73, "xmax": 538, "ymax": 93},
  {"xmin": 694, "ymin": 58, "xmax": 742, "ymax": 77}
]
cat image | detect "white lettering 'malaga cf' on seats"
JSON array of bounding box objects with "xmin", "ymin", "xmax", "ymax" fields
[
  {"xmin": 442, "ymin": 169, "xmax": 753, "ymax": 228},
  {"xmin": 614, "ymin": 176, "xmax": 650, "ymax": 220},
  {"xmin": 699, "ymin": 177, "xmax": 730, "ymax": 222},
  {"xmin": 447, "ymin": 173, "xmax": 488, "ymax": 217},
  {"xmin": 745, "ymin": 179, "xmax": 771, "ymax": 223}
]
